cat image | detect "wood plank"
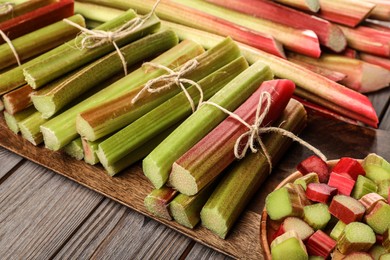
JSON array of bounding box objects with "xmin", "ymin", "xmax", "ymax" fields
[
  {"xmin": 1, "ymin": 113, "xmax": 390, "ymax": 259},
  {"xmin": 54, "ymin": 199, "xmax": 193, "ymax": 259},
  {"xmin": 0, "ymin": 147, "xmax": 23, "ymax": 180},
  {"xmin": 0, "ymin": 161, "xmax": 103, "ymax": 259},
  {"xmin": 186, "ymin": 243, "xmax": 232, "ymax": 260}
]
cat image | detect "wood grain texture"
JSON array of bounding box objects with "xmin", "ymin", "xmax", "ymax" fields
[
  {"xmin": 186, "ymin": 243, "xmax": 232, "ymax": 260},
  {"xmin": 1, "ymin": 112, "xmax": 390, "ymax": 259},
  {"xmin": 0, "ymin": 161, "xmax": 103, "ymax": 259},
  {"xmin": 0, "ymin": 147, "xmax": 23, "ymax": 179}
]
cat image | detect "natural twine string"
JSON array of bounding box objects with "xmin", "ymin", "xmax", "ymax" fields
[
  {"xmin": 0, "ymin": 2, "xmax": 14, "ymax": 15},
  {"xmin": 131, "ymin": 59, "xmax": 204, "ymax": 112},
  {"xmin": 202, "ymin": 91, "xmax": 327, "ymax": 173},
  {"xmin": 0, "ymin": 30, "xmax": 21, "ymax": 66},
  {"xmin": 63, "ymin": 0, "xmax": 161, "ymax": 75}
]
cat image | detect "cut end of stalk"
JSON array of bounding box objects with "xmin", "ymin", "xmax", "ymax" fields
[
  {"xmin": 63, "ymin": 139, "xmax": 84, "ymax": 161},
  {"xmin": 328, "ymin": 27, "xmax": 348, "ymax": 53},
  {"xmin": 169, "ymin": 162, "xmax": 199, "ymax": 196},
  {"xmin": 76, "ymin": 114, "xmax": 97, "ymax": 141},
  {"xmin": 169, "ymin": 201, "xmax": 195, "ymax": 229},
  {"xmin": 360, "ymin": 63, "xmax": 390, "ymax": 93},
  {"xmin": 200, "ymin": 206, "xmax": 228, "ymax": 239},
  {"xmin": 23, "ymin": 69, "xmax": 37, "ymax": 89},
  {"xmin": 19, "ymin": 122, "xmax": 42, "ymax": 146},
  {"xmin": 4, "ymin": 111, "xmax": 19, "ymax": 134},
  {"xmin": 306, "ymin": 0, "xmax": 320, "ymax": 12},
  {"xmin": 144, "ymin": 196, "xmax": 172, "ymax": 220},
  {"xmin": 143, "ymin": 156, "xmax": 170, "ymax": 189},
  {"xmin": 40, "ymin": 125, "xmax": 61, "ymax": 150},
  {"xmin": 96, "ymin": 146, "xmax": 109, "ymax": 169},
  {"xmin": 31, "ymin": 94, "xmax": 56, "ymax": 119}
]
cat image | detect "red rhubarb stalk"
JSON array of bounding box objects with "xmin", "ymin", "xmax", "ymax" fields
[
  {"xmin": 169, "ymin": 79, "xmax": 295, "ymax": 196},
  {"xmin": 206, "ymin": 0, "xmax": 346, "ymax": 52},
  {"xmin": 273, "ymin": 0, "xmax": 320, "ymax": 13},
  {"xmin": 0, "ymin": 0, "xmax": 74, "ymax": 42},
  {"xmin": 360, "ymin": 53, "xmax": 390, "ymax": 71},
  {"xmin": 289, "ymin": 61, "xmax": 346, "ymax": 82},
  {"xmin": 2, "ymin": 84, "xmax": 33, "ymax": 114}
]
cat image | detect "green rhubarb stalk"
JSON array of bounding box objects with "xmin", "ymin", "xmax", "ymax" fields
[
  {"xmin": 75, "ymin": 2, "xmax": 123, "ymax": 22},
  {"xmin": 40, "ymin": 39, "xmax": 200, "ymax": 151},
  {"xmin": 3, "ymin": 84, "xmax": 33, "ymax": 114},
  {"xmin": 77, "ymin": 37, "xmax": 241, "ymax": 141},
  {"xmin": 142, "ymin": 60, "xmax": 272, "ymax": 189},
  {"xmin": 0, "ymin": 13, "xmax": 83, "ymax": 70},
  {"xmin": 160, "ymin": 21, "xmax": 378, "ymax": 127},
  {"xmin": 63, "ymin": 138, "xmax": 84, "ymax": 161},
  {"xmin": 144, "ymin": 186, "xmax": 178, "ymax": 220},
  {"xmin": 3, "ymin": 106, "xmax": 36, "ymax": 134},
  {"xmin": 31, "ymin": 30, "xmax": 178, "ymax": 119},
  {"xmin": 18, "ymin": 111, "xmax": 48, "ymax": 145},
  {"xmin": 23, "ymin": 10, "xmax": 161, "ymax": 89},
  {"xmin": 169, "ymin": 182, "xmax": 216, "ymax": 229},
  {"xmin": 200, "ymin": 99, "xmax": 307, "ymax": 238},
  {"xmin": 81, "ymin": 138, "xmax": 101, "ymax": 165},
  {"xmin": 98, "ymin": 56, "xmax": 250, "ymax": 170},
  {"xmin": 0, "ymin": 0, "xmax": 55, "ymax": 23},
  {"xmin": 0, "ymin": 14, "xmax": 86, "ymax": 95}
]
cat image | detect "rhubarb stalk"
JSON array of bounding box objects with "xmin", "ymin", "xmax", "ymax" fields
[
  {"xmin": 201, "ymin": 99, "xmax": 307, "ymax": 238},
  {"xmin": 0, "ymin": 0, "xmax": 55, "ymax": 23},
  {"xmin": 363, "ymin": 0, "xmax": 390, "ymax": 21},
  {"xmin": 97, "ymin": 56, "xmax": 249, "ymax": 169},
  {"xmin": 2, "ymin": 85, "xmax": 33, "ymax": 115},
  {"xmin": 18, "ymin": 111, "xmax": 48, "ymax": 145},
  {"xmin": 205, "ymin": 0, "xmax": 346, "ymax": 52},
  {"xmin": 3, "ymin": 106, "xmax": 35, "ymax": 134},
  {"xmin": 144, "ymin": 186, "xmax": 178, "ymax": 220},
  {"xmin": 63, "ymin": 138, "xmax": 84, "ymax": 161},
  {"xmin": 273, "ymin": 0, "xmax": 320, "ymax": 12},
  {"xmin": 74, "ymin": 2, "xmax": 123, "ymax": 22},
  {"xmin": 360, "ymin": 53, "xmax": 390, "ymax": 71},
  {"xmin": 40, "ymin": 39, "xmax": 199, "ymax": 151},
  {"xmin": 169, "ymin": 79, "xmax": 295, "ymax": 196}
]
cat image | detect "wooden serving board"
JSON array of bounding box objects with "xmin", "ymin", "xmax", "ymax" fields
[{"xmin": 1, "ymin": 113, "xmax": 390, "ymax": 259}]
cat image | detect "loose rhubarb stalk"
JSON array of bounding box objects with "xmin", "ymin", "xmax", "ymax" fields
[
  {"xmin": 273, "ymin": 0, "xmax": 320, "ymax": 12},
  {"xmin": 23, "ymin": 10, "xmax": 161, "ymax": 89},
  {"xmin": 63, "ymin": 138, "xmax": 84, "ymax": 161},
  {"xmin": 144, "ymin": 186, "xmax": 178, "ymax": 220},
  {"xmin": 0, "ymin": 14, "xmax": 86, "ymax": 96},
  {"xmin": 339, "ymin": 25, "xmax": 390, "ymax": 58},
  {"xmin": 78, "ymin": 0, "xmax": 285, "ymax": 58},
  {"xmin": 365, "ymin": 0, "xmax": 390, "ymax": 21},
  {"xmin": 142, "ymin": 61, "xmax": 272, "ymax": 189},
  {"xmin": 201, "ymin": 99, "xmax": 307, "ymax": 238},
  {"xmin": 77, "ymin": 37, "xmax": 241, "ymax": 141},
  {"xmin": 97, "ymin": 56, "xmax": 249, "ymax": 169},
  {"xmin": 173, "ymin": 0, "xmax": 321, "ymax": 58},
  {"xmin": 160, "ymin": 21, "xmax": 379, "ymax": 127},
  {"xmin": 169, "ymin": 79, "xmax": 295, "ymax": 196},
  {"xmin": 0, "ymin": 13, "xmax": 84, "ymax": 71},
  {"xmin": 31, "ymin": 30, "xmax": 178, "ymax": 119},
  {"xmin": 39, "ymin": 33, "xmax": 185, "ymax": 151},
  {"xmin": 169, "ymin": 182, "xmax": 216, "ymax": 229},
  {"xmin": 2, "ymin": 85, "xmax": 33, "ymax": 115},
  {"xmin": 0, "ymin": 0, "xmax": 55, "ymax": 23},
  {"xmin": 205, "ymin": 0, "xmax": 346, "ymax": 52},
  {"xmin": 360, "ymin": 53, "xmax": 390, "ymax": 71},
  {"xmin": 18, "ymin": 111, "xmax": 48, "ymax": 145},
  {"xmin": 3, "ymin": 106, "xmax": 36, "ymax": 134},
  {"xmin": 317, "ymin": 0, "xmax": 375, "ymax": 27},
  {"xmin": 287, "ymin": 52, "xmax": 390, "ymax": 93},
  {"xmin": 288, "ymin": 61, "xmax": 346, "ymax": 83},
  {"xmin": 0, "ymin": 0, "xmax": 74, "ymax": 42},
  {"xmin": 74, "ymin": 2, "xmax": 123, "ymax": 22}
]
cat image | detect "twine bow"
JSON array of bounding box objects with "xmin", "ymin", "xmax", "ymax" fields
[
  {"xmin": 131, "ymin": 59, "xmax": 204, "ymax": 112},
  {"xmin": 203, "ymin": 91, "xmax": 327, "ymax": 173},
  {"xmin": 63, "ymin": 0, "xmax": 161, "ymax": 75},
  {"xmin": 0, "ymin": 30, "xmax": 21, "ymax": 66},
  {"xmin": 0, "ymin": 2, "xmax": 14, "ymax": 15}
]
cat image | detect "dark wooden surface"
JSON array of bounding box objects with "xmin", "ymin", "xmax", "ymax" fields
[{"xmin": 0, "ymin": 89, "xmax": 389, "ymax": 259}]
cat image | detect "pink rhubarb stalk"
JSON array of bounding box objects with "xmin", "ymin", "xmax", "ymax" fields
[
  {"xmin": 360, "ymin": 53, "xmax": 390, "ymax": 71},
  {"xmin": 289, "ymin": 61, "xmax": 346, "ymax": 82},
  {"xmin": 169, "ymin": 79, "xmax": 295, "ymax": 196},
  {"xmin": 317, "ymin": 0, "xmax": 375, "ymax": 27},
  {"xmin": 273, "ymin": 0, "xmax": 320, "ymax": 13},
  {"xmin": 306, "ymin": 230, "xmax": 337, "ymax": 259},
  {"xmin": 206, "ymin": 0, "xmax": 346, "ymax": 52},
  {"xmin": 365, "ymin": 0, "xmax": 390, "ymax": 21}
]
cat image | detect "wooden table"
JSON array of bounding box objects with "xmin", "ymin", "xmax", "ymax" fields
[{"xmin": 1, "ymin": 87, "xmax": 389, "ymax": 259}]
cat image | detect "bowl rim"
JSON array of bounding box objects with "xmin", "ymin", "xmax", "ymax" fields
[{"xmin": 259, "ymin": 159, "xmax": 363, "ymax": 259}]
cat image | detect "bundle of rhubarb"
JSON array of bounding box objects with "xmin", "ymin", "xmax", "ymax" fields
[
  {"xmin": 264, "ymin": 153, "xmax": 390, "ymax": 259},
  {"xmin": 74, "ymin": 0, "xmax": 389, "ymax": 128}
]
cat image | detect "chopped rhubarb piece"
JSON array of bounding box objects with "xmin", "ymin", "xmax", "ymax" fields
[
  {"xmin": 365, "ymin": 201, "xmax": 390, "ymax": 235},
  {"xmin": 273, "ymin": 217, "xmax": 315, "ymax": 241},
  {"xmin": 342, "ymin": 252, "xmax": 374, "ymax": 260},
  {"xmin": 383, "ymin": 228, "xmax": 389, "ymax": 252},
  {"xmin": 265, "ymin": 186, "xmax": 303, "ymax": 221},
  {"xmin": 332, "ymin": 250, "xmax": 346, "ymax": 260},
  {"xmin": 303, "ymin": 203, "xmax": 331, "ymax": 230},
  {"xmin": 328, "ymin": 172, "xmax": 356, "ymax": 196},
  {"xmin": 294, "ymin": 172, "xmax": 319, "ymax": 190},
  {"xmin": 377, "ymin": 180, "xmax": 390, "ymax": 200},
  {"xmin": 332, "ymin": 157, "xmax": 366, "ymax": 181},
  {"xmin": 352, "ymin": 175, "xmax": 378, "ymax": 200},
  {"xmin": 270, "ymin": 230, "xmax": 308, "ymax": 260},
  {"xmin": 297, "ymin": 155, "xmax": 330, "ymax": 183},
  {"xmin": 285, "ymin": 183, "xmax": 312, "ymax": 206},
  {"xmin": 330, "ymin": 220, "xmax": 347, "ymax": 241},
  {"xmin": 362, "ymin": 154, "xmax": 390, "ymax": 184},
  {"xmin": 338, "ymin": 222, "xmax": 376, "ymax": 254},
  {"xmin": 368, "ymin": 244, "xmax": 387, "ymax": 260},
  {"xmin": 306, "ymin": 230, "xmax": 336, "ymax": 259},
  {"xmin": 306, "ymin": 183, "xmax": 337, "ymax": 204},
  {"xmin": 359, "ymin": 193, "xmax": 387, "ymax": 212},
  {"xmin": 329, "ymin": 195, "xmax": 365, "ymax": 224}
]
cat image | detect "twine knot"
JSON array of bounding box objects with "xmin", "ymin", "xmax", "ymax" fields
[
  {"xmin": 131, "ymin": 59, "xmax": 204, "ymax": 112},
  {"xmin": 0, "ymin": 2, "xmax": 14, "ymax": 15}
]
